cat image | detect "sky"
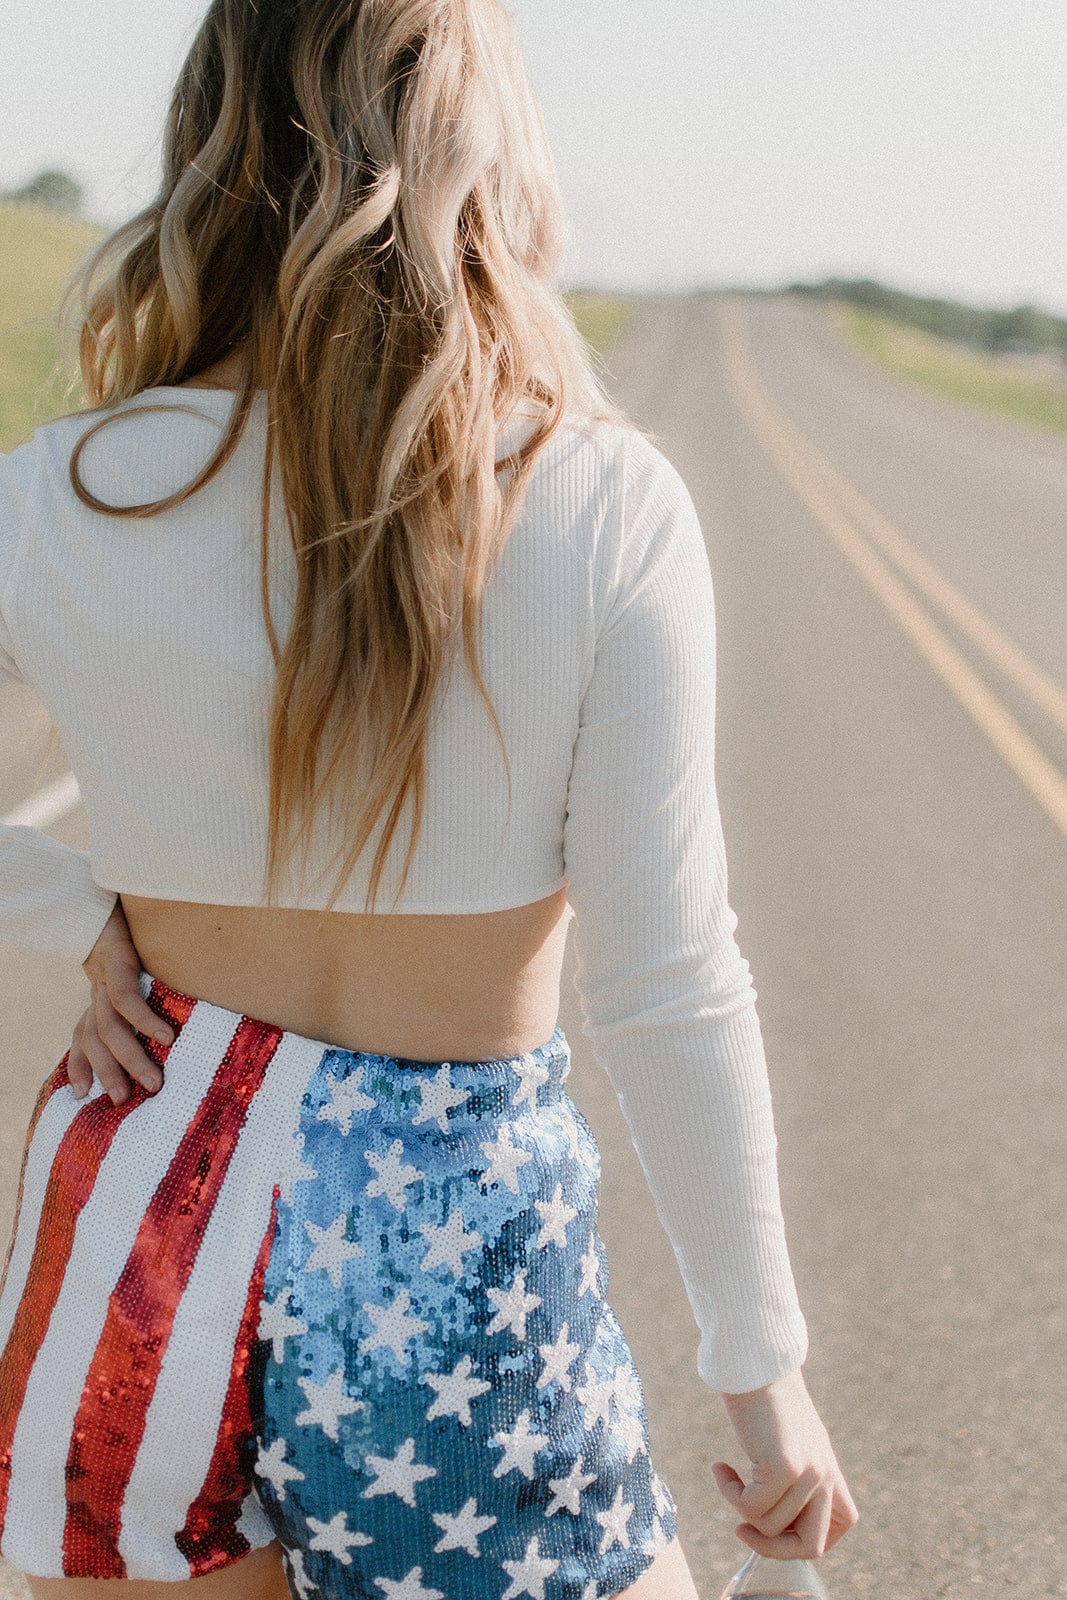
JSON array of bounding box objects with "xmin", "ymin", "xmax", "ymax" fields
[{"xmin": 1, "ymin": 0, "xmax": 1064, "ymax": 316}]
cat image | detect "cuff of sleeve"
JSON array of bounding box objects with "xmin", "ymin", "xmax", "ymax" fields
[
  {"xmin": 67, "ymin": 874, "xmax": 121, "ymax": 965},
  {"xmin": 0, "ymin": 826, "xmax": 119, "ymax": 962},
  {"xmin": 696, "ymin": 1318, "xmax": 810, "ymax": 1396}
]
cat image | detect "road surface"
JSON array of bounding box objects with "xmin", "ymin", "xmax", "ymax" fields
[{"xmin": 1, "ymin": 294, "xmax": 1064, "ymax": 1598}]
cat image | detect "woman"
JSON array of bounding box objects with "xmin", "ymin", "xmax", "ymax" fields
[{"xmin": 0, "ymin": 2, "xmax": 858, "ymax": 1597}]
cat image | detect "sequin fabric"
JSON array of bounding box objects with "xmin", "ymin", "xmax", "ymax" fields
[{"xmin": 0, "ymin": 971, "xmax": 678, "ymax": 1596}]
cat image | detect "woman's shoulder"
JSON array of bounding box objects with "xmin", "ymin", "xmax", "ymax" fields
[
  {"xmin": 2, "ymin": 390, "xmax": 235, "ymax": 518},
  {"xmin": 8, "ymin": 394, "xmax": 681, "ymax": 486},
  {"xmin": 545, "ymin": 413, "xmax": 699, "ymax": 539},
  {"xmin": 507, "ymin": 403, "xmax": 686, "ymax": 501}
]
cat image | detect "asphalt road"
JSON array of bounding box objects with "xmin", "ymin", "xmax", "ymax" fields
[{"xmin": 1, "ymin": 294, "xmax": 1064, "ymax": 1599}]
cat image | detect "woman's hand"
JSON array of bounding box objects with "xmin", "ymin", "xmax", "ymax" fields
[
  {"xmin": 73, "ymin": 901, "xmax": 174, "ymax": 1105},
  {"xmin": 712, "ymin": 1366, "xmax": 860, "ymax": 1560}
]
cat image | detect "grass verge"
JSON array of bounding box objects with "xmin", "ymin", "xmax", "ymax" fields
[
  {"xmin": 0, "ymin": 202, "xmax": 102, "ymax": 449},
  {"xmin": 830, "ymin": 298, "xmax": 1067, "ymax": 436},
  {"xmin": 565, "ymin": 293, "xmax": 634, "ymax": 361}
]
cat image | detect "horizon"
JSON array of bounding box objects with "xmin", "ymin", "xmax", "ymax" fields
[{"xmin": 1, "ymin": 1, "xmax": 1063, "ymax": 318}]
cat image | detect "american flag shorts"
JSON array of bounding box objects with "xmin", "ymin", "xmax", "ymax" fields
[{"xmin": 0, "ymin": 970, "xmax": 678, "ymax": 1598}]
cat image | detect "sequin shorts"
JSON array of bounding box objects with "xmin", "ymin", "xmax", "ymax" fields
[{"xmin": 0, "ymin": 969, "xmax": 679, "ymax": 1597}]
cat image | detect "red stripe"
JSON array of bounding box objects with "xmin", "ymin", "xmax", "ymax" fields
[
  {"xmin": 0, "ymin": 1053, "xmax": 72, "ymax": 1314},
  {"xmin": 142, "ymin": 977, "xmax": 204, "ymax": 1047},
  {"xmin": 175, "ymin": 1185, "xmax": 282, "ymax": 1576},
  {"xmin": 62, "ymin": 1015, "xmax": 284, "ymax": 1578},
  {"xmin": 0, "ymin": 984, "xmax": 195, "ymax": 1541}
]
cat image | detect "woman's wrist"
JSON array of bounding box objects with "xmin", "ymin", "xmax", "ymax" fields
[{"xmin": 720, "ymin": 1364, "xmax": 808, "ymax": 1408}]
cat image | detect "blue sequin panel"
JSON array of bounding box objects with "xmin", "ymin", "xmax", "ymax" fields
[{"xmin": 251, "ymin": 1031, "xmax": 679, "ymax": 1600}]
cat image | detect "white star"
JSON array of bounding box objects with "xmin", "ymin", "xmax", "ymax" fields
[
  {"xmin": 490, "ymin": 1407, "xmax": 550, "ymax": 1480},
  {"xmin": 651, "ymin": 1473, "xmax": 674, "ymax": 1520},
  {"xmin": 418, "ymin": 1205, "xmax": 483, "ymax": 1278},
  {"xmin": 254, "ymin": 1436, "xmax": 305, "ymax": 1502},
  {"xmin": 575, "ymin": 1362, "xmax": 614, "ymax": 1431},
  {"xmin": 364, "ymin": 1139, "xmax": 423, "ymax": 1212},
  {"xmin": 362, "ymin": 1437, "xmax": 437, "ymax": 1508},
  {"xmin": 478, "ymin": 1122, "xmax": 533, "ymax": 1194},
  {"xmin": 611, "ymin": 1362, "xmax": 644, "ymax": 1416},
  {"xmin": 485, "ymin": 1266, "xmax": 542, "ymax": 1340},
  {"xmin": 303, "ymin": 1212, "xmax": 366, "ymax": 1288},
  {"xmin": 421, "ymin": 1353, "xmax": 491, "ymax": 1427},
  {"xmin": 280, "ymin": 1136, "xmax": 320, "ymax": 1205},
  {"xmin": 510, "ymin": 1052, "xmax": 550, "ymax": 1111},
  {"xmin": 595, "ymin": 1483, "xmax": 635, "ymax": 1554},
  {"xmin": 533, "ymin": 1181, "xmax": 577, "ymax": 1251},
  {"xmin": 642, "ymin": 1516, "xmax": 673, "ymax": 1560},
  {"xmin": 545, "ymin": 1454, "xmax": 596, "ymax": 1517},
  {"xmin": 614, "ymin": 1405, "xmax": 647, "ymax": 1463},
  {"xmin": 410, "ymin": 1064, "xmax": 470, "ymax": 1133},
  {"xmin": 536, "ymin": 1320, "xmax": 580, "ymax": 1392},
  {"xmin": 317, "ymin": 1063, "xmax": 376, "ymax": 1135},
  {"xmin": 258, "ymin": 1286, "xmax": 309, "ymax": 1363},
  {"xmin": 577, "ymin": 1231, "xmax": 601, "ymax": 1297},
  {"xmin": 294, "ymin": 1367, "xmax": 364, "ymax": 1442},
  {"xmin": 430, "ymin": 1495, "xmax": 497, "ymax": 1557},
  {"xmin": 305, "ymin": 1509, "xmax": 374, "ymax": 1564},
  {"xmin": 360, "ymin": 1287, "xmax": 430, "ymax": 1363},
  {"xmin": 500, "ymin": 1533, "xmax": 560, "ymax": 1600},
  {"xmin": 580, "ymin": 1583, "xmax": 598, "ymax": 1600},
  {"xmin": 372, "ymin": 1569, "xmax": 444, "ymax": 1600},
  {"xmin": 285, "ymin": 1545, "xmax": 318, "ymax": 1597}
]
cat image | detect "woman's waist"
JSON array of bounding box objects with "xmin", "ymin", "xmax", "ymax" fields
[
  {"xmin": 131, "ymin": 964, "xmax": 576, "ymax": 1141},
  {"xmin": 119, "ymin": 887, "xmax": 572, "ymax": 1062}
]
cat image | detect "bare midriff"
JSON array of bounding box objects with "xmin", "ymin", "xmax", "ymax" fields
[
  {"xmin": 123, "ymin": 360, "xmax": 574, "ymax": 1064},
  {"xmin": 118, "ymin": 885, "xmax": 573, "ymax": 1063}
]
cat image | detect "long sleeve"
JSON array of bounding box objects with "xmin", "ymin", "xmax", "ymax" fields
[
  {"xmin": 562, "ymin": 427, "xmax": 809, "ymax": 1396},
  {"xmin": 1, "ymin": 449, "xmax": 119, "ymax": 963}
]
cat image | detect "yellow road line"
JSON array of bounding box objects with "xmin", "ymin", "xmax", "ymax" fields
[
  {"xmin": 719, "ymin": 297, "xmax": 1067, "ymax": 840},
  {"xmin": 807, "ymin": 454, "xmax": 1067, "ymax": 737}
]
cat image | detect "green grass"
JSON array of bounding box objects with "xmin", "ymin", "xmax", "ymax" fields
[
  {"xmin": 565, "ymin": 292, "xmax": 634, "ymax": 360},
  {"xmin": 831, "ymin": 299, "xmax": 1067, "ymax": 436},
  {"xmin": 0, "ymin": 202, "xmax": 634, "ymax": 451},
  {"xmin": 0, "ymin": 201, "xmax": 103, "ymax": 450}
]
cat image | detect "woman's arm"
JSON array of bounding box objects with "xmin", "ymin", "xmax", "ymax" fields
[
  {"xmin": 562, "ymin": 425, "xmax": 809, "ymax": 1396},
  {"xmin": 1, "ymin": 445, "xmax": 120, "ymax": 962},
  {"xmin": 0, "ymin": 823, "xmax": 120, "ymax": 962}
]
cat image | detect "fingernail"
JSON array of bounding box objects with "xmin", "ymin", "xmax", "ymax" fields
[
  {"xmin": 154, "ymin": 1028, "xmax": 173, "ymax": 1044},
  {"xmin": 143, "ymin": 1075, "xmax": 163, "ymax": 1093}
]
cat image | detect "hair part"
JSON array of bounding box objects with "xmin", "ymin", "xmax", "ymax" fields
[{"xmin": 55, "ymin": 0, "xmax": 626, "ymax": 912}]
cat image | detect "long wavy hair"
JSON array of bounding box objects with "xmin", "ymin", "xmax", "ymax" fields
[{"xmin": 54, "ymin": 0, "xmax": 625, "ymax": 913}]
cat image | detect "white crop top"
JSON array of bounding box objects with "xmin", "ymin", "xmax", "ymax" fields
[{"xmin": 0, "ymin": 389, "xmax": 809, "ymax": 1395}]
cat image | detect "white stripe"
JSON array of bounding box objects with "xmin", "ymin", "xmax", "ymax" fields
[
  {"xmin": 121, "ymin": 1029, "xmax": 326, "ymax": 1578},
  {"xmin": 0, "ymin": 1063, "xmax": 96, "ymax": 1356},
  {"xmin": 2, "ymin": 1003, "xmax": 241, "ymax": 1578},
  {"xmin": 1, "ymin": 773, "xmax": 81, "ymax": 831},
  {"xmin": 235, "ymin": 1490, "xmax": 275, "ymax": 1548}
]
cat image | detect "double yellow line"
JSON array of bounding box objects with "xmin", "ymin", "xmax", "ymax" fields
[{"xmin": 719, "ymin": 297, "xmax": 1067, "ymax": 840}]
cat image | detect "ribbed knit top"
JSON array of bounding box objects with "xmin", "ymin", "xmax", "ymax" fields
[{"xmin": 0, "ymin": 388, "xmax": 809, "ymax": 1395}]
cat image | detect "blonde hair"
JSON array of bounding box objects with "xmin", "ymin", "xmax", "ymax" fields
[{"xmin": 56, "ymin": 0, "xmax": 625, "ymax": 912}]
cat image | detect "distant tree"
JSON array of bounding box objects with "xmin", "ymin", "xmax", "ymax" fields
[
  {"xmin": 785, "ymin": 276, "xmax": 1067, "ymax": 360},
  {"xmin": 983, "ymin": 303, "xmax": 1058, "ymax": 355},
  {"xmin": 4, "ymin": 166, "xmax": 84, "ymax": 215}
]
